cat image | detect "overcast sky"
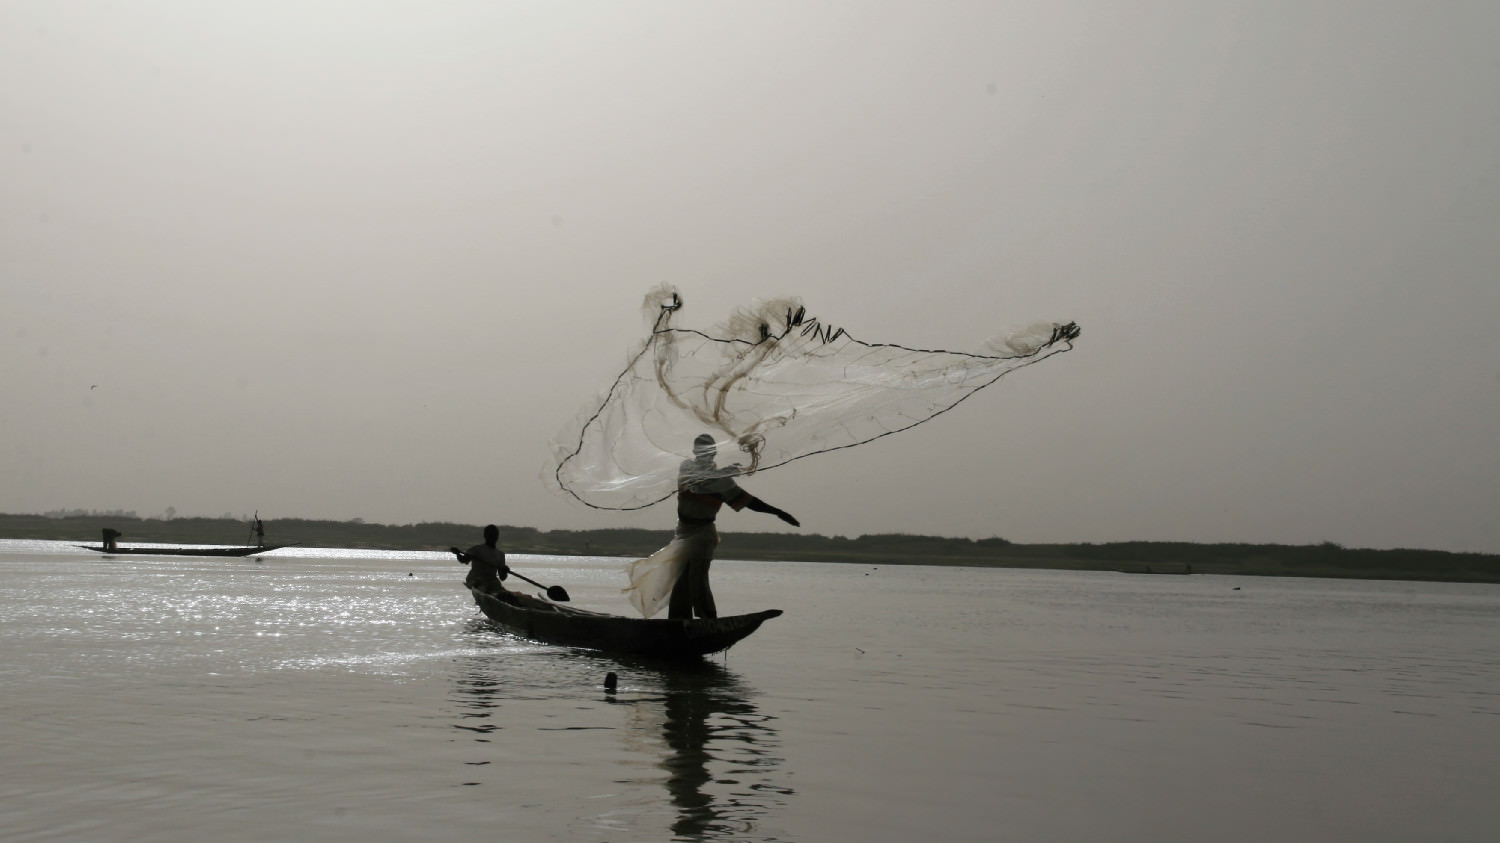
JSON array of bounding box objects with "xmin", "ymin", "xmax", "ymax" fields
[{"xmin": 4, "ymin": 2, "xmax": 1497, "ymax": 553}]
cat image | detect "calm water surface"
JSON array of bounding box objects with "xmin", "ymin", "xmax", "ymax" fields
[{"xmin": 3, "ymin": 540, "xmax": 1498, "ymax": 841}]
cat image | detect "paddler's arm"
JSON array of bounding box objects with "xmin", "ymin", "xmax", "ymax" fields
[
  {"xmin": 744, "ymin": 496, "xmax": 800, "ymax": 527},
  {"xmin": 449, "ymin": 547, "xmax": 470, "ymax": 564}
]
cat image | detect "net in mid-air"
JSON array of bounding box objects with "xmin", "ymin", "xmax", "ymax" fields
[{"xmin": 549, "ymin": 284, "xmax": 1080, "ymax": 511}]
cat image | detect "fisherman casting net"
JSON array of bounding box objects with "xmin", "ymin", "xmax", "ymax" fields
[{"xmin": 549, "ymin": 285, "xmax": 1080, "ymax": 512}]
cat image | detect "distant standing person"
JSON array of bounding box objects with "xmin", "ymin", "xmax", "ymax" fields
[
  {"xmin": 253, "ymin": 517, "xmax": 265, "ymax": 547},
  {"xmin": 101, "ymin": 528, "xmax": 121, "ymax": 552},
  {"xmin": 451, "ymin": 524, "xmax": 510, "ymax": 596},
  {"xmin": 626, "ymin": 434, "xmax": 800, "ymax": 619}
]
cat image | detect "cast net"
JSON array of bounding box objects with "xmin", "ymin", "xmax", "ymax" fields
[{"xmin": 549, "ymin": 284, "xmax": 1080, "ymax": 511}]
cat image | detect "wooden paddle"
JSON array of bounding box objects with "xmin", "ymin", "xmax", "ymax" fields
[{"xmin": 449, "ymin": 547, "xmax": 570, "ymax": 602}]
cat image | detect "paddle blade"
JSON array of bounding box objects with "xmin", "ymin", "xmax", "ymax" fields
[{"xmin": 546, "ymin": 585, "xmax": 571, "ymax": 602}]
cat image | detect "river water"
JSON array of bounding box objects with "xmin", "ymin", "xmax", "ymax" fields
[{"xmin": 3, "ymin": 540, "xmax": 1497, "ymax": 842}]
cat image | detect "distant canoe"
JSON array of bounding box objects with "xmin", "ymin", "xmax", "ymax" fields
[
  {"xmin": 77, "ymin": 544, "xmax": 289, "ymax": 557},
  {"xmin": 467, "ymin": 586, "xmax": 781, "ymax": 659}
]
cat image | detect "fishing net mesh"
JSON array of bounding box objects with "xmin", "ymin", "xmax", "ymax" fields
[{"xmin": 549, "ymin": 285, "xmax": 1079, "ymax": 511}]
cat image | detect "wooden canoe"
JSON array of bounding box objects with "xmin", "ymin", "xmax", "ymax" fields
[
  {"xmin": 467, "ymin": 586, "xmax": 781, "ymax": 659},
  {"xmin": 77, "ymin": 544, "xmax": 289, "ymax": 557}
]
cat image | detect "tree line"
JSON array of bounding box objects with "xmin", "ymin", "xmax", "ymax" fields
[{"xmin": 4, "ymin": 512, "xmax": 1497, "ymax": 584}]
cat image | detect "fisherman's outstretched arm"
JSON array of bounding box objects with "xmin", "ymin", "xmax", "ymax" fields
[{"xmin": 745, "ymin": 496, "xmax": 800, "ymax": 527}]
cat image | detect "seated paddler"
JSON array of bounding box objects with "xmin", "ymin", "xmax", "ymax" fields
[{"xmin": 451, "ymin": 524, "xmax": 511, "ymax": 598}]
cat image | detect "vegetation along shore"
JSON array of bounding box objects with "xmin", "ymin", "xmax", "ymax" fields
[{"xmin": 7, "ymin": 512, "xmax": 1498, "ymax": 584}]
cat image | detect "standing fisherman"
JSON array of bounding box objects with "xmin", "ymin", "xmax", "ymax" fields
[{"xmin": 626, "ymin": 434, "xmax": 800, "ymax": 619}]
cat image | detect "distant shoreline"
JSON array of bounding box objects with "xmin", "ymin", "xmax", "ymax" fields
[{"xmin": 7, "ymin": 512, "xmax": 1498, "ymax": 584}]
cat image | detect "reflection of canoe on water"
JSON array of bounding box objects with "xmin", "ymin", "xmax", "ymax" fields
[
  {"xmin": 468, "ymin": 586, "xmax": 782, "ymax": 659},
  {"xmin": 77, "ymin": 544, "xmax": 289, "ymax": 557}
]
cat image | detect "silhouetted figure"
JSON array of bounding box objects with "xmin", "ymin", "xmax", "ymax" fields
[
  {"xmin": 452, "ymin": 524, "xmax": 510, "ymax": 597},
  {"xmin": 253, "ymin": 518, "xmax": 265, "ymax": 547},
  {"xmin": 101, "ymin": 528, "xmax": 121, "ymax": 552},
  {"xmin": 668, "ymin": 434, "xmax": 799, "ymax": 619}
]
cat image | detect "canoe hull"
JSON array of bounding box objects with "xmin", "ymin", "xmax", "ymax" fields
[
  {"xmin": 468, "ymin": 586, "xmax": 781, "ymax": 658},
  {"xmin": 77, "ymin": 544, "xmax": 288, "ymax": 557}
]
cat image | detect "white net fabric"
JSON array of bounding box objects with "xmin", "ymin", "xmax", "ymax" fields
[{"xmin": 549, "ymin": 284, "xmax": 1080, "ymax": 511}]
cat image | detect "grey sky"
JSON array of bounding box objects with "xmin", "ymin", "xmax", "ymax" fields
[{"xmin": 5, "ymin": 2, "xmax": 1497, "ymax": 553}]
